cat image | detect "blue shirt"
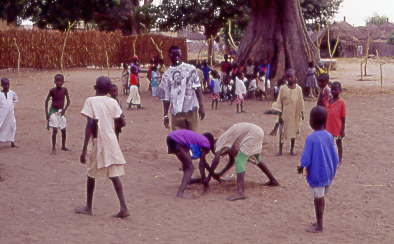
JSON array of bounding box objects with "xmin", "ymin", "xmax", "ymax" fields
[
  {"xmin": 202, "ymin": 66, "xmax": 211, "ymax": 80},
  {"xmin": 151, "ymin": 71, "xmax": 158, "ymax": 87},
  {"xmin": 300, "ymin": 130, "xmax": 339, "ymax": 187}
]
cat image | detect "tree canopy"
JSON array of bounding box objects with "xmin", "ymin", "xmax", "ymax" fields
[{"xmin": 300, "ymin": 0, "xmax": 343, "ymax": 30}]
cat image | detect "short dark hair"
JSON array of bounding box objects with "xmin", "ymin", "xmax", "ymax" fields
[
  {"xmin": 95, "ymin": 76, "xmax": 112, "ymax": 93},
  {"xmin": 54, "ymin": 74, "xmax": 64, "ymax": 81},
  {"xmin": 203, "ymin": 132, "xmax": 215, "ymax": 152},
  {"xmin": 1, "ymin": 77, "xmax": 9, "ymax": 85},
  {"xmin": 308, "ymin": 62, "xmax": 314, "ymax": 68},
  {"xmin": 310, "ymin": 106, "xmax": 327, "ymax": 129},
  {"xmin": 318, "ymin": 73, "xmax": 329, "ymax": 82},
  {"xmin": 331, "ymin": 81, "xmax": 342, "ymax": 90},
  {"xmin": 168, "ymin": 45, "xmax": 180, "ymax": 53}
]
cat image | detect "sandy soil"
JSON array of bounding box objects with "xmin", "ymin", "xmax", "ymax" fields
[{"xmin": 1, "ymin": 59, "xmax": 394, "ymax": 244}]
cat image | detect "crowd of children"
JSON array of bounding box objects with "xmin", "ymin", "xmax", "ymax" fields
[{"xmin": 0, "ymin": 50, "xmax": 347, "ymax": 233}]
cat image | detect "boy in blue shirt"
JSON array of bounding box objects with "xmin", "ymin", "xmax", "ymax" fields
[{"xmin": 298, "ymin": 106, "xmax": 339, "ymax": 233}]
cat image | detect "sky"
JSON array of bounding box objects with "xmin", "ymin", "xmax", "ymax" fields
[{"xmin": 335, "ymin": 0, "xmax": 394, "ymax": 26}]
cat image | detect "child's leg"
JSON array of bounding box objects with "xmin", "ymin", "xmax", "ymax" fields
[
  {"xmin": 255, "ymin": 156, "xmax": 279, "ymax": 186},
  {"xmin": 277, "ymin": 142, "xmax": 283, "ymax": 156},
  {"xmin": 290, "ymin": 138, "xmax": 296, "ymax": 155},
  {"xmin": 336, "ymin": 138, "xmax": 343, "ymax": 162},
  {"xmin": 236, "ymin": 104, "xmax": 239, "ymax": 113},
  {"xmin": 52, "ymin": 128, "xmax": 58, "ymax": 152},
  {"xmin": 11, "ymin": 142, "xmax": 16, "ymax": 147},
  {"xmin": 227, "ymin": 152, "xmax": 248, "ymax": 201},
  {"xmin": 240, "ymin": 101, "xmax": 245, "ymax": 112},
  {"xmin": 61, "ymin": 129, "xmax": 70, "ymax": 151},
  {"xmin": 215, "ymin": 99, "xmax": 218, "ymax": 109},
  {"xmin": 175, "ymin": 148, "xmax": 195, "ymax": 198},
  {"xmin": 75, "ymin": 176, "xmax": 95, "ymax": 215},
  {"xmin": 306, "ymin": 197, "xmax": 325, "ymax": 233},
  {"xmin": 211, "ymin": 99, "xmax": 214, "ymax": 110},
  {"xmin": 110, "ymin": 176, "xmax": 130, "ymax": 218}
]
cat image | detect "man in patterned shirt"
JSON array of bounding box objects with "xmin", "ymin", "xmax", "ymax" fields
[{"xmin": 159, "ymin": 45, "xmax": 205, "ymax": 131}]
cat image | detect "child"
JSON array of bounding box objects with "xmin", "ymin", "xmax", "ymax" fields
[
  {"xmin": 247, "ymin": 74, "xmax": 257, "ymax": 99},
  {"xmin": 150, "ymin": 66, "xmax": 159, "ymax": 97},
  {"xmin": 235, "ymin": 73, "xmax": 247, "ymax": 113},
  {"xmin": 201, "ymin": 61, "xmax": 211, "ymax": 92},
  {"xmin": 317, "ymin": 73, "xmax": 331, "ymax": 107},
  {"xmin": 127, "ymin": 66, "xmax": 142, "ymax": 109},
  {"xmin": 0, "ymin": 78, "xmax": 18, "ymax": 148},
  {"xmin": 166, "ymin": 129, "xmax": 215, "ymax": 198},
  {"xmin": 206, "ymin": 123, "xmax": 279, "ymax": 201},
  {"xmin": 76, "ymin": 76, "xmax": 129, "ymax": 218},
  {"xmin": 110, "ymin": 84, "xmax": 126, "ymax": 141},
  {"xmin": 305, "ymin": 62, "xmax": 318, "ymax": 98},
  {"xmin": 298, "ymin": 106, "xmax": 339, "ymax": 233},
  {"xmin": 210, "ymin": 70, "xmax": 221, "ymax": 110},
  {"xmin": 121, "ymin": 63, "xmax": 130, "ymax": 95},
  {"xmin": 44, "ymin": 74, "xmax": 71, "ymax": 153},
  {"xmin": 273, "ymin": 69, "xmax": 304, "ymax": 156},
  {"xmin": 326, "ymin": 82, "xmax": 346, "ymax": 162}
]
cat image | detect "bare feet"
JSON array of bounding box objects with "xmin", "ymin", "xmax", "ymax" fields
[
  {"xmin": 61, "ymin": 147, "xmax": 71, "ymax": 152},
  {"xmin": 11, "ymin": 142, "xmax": 17, "ymax": 148},
  {"xmin": 290, "ymin": 151, "xmax": 297, "ymax": 156},
  {"xmin": 176, "ymin": 192, "xmax": 195, "ymax": 199},
  {"xmin": 227, "ymin": 193, "xmax": 246, "ymax": 201},
  {"xmin": 51, "ymin": 148, "xmax": 57, "ymax": 155},
  {"xmin": 74, "ymin": 207, "xmax": 92, "ymax": 216},
  {"xmin": 263, "ymin": 181, "xmax": 279, "ymax": 187},
  {"xmin": 305, "ymin": 225, "xmax": 323, "ymax": 233},
  {"xmin": 112, "ymin": 210, "xmax": 130, "ymax": 219},
  {"xmin": 0, "ymin": 176, "xmax": 4, "ymax": 182},
  {"xmin": 276, "ymin": 152, "xmax": 282, "ymax": 156}
]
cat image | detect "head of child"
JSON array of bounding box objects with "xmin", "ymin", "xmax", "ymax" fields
[
  {"xmin": 1, "ymin": 78, "xmax": 10, "ymax": 92},
  {"xmin": 285, "ymin": 69, "xmax": 296, "ymax": 85},
  {"xmin": 310, "ymin": 106, "xmax": 327, "ymax": 131},
  {"xmin": 95, "ymin": 76, "xmax": 112, "ymax": 96},
  {"xmin": 131, "ymin": 65, "xmax": 138, "ymax": 74},
  {"xmin": 308, "ymin": 61, "xmax": 314, "ymax": 68},
  {"xmin": 247, "ymin": 58, "xmax": 253, "ymax": 65},
  {"xmin": 318, "ymin": 74, "xmax": 329, "ymax": 89},
  {"xmin": 169, "ymin": 45, "xmax": 182, "ymax": 65},
  {"xmin": 203, "ymin": 60, "xmax": 208, "ymax": 66},
  {"xmin": 110, "ymin": 84, "xmax": 118, "ymax": 99},
  {"xmin": 211, "ymin": 70, "xmax": 219, "ymax": 79},
  {"xmin": 237, "ymin": 71, "xmax": 244, "ymax": 79},
  {"xmin": 203, "ymin": 132, "xmax": 216, "ymax": 154},
  {"xmin": 331, "ymin": 81, "xmax": 342, "ymax": 98},
  {"xmin": 224, "ymin": 54, "xmax": 228, "ymax": 62},
  {"xmin": 54, "ymin": 74, "xmax": 64, "ymax": 88},
  {"xmin": 123, "ymin": 63, "xmax": 128, "ymax": 70}
]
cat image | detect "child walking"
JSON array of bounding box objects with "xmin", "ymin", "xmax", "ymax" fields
[
  {"xmin": 210, "ymin": 70, "xmax": 221, "ymax": 110},
  {"xmin": 150, "ymin": 66, "xmax": 159, "ymax": 97},
  {"xmin": 235, "ymin": 73, "xmax": 247, "ymax": 113},
  {"xmin": 0, "ymin": 78, "xmax": 18, "ymax": 148},
  {"xmin": 326, "ymin": 82, "xmax": 346, "ymax": 162},
  {"xmin": 121, "ymin": 63, "xmax": 130, "ymax": 95},
  {"xmin": 298, "ymin": 106, "xmax": 339, "ymax": 233},
  {"xmin": 127, "ymin": 66, "xmax": 142, "ymax": 109},
  {"xmin": 44, "ymin": 74, "xmax": 71, "ymax": 153},
  {"xmin": 76, "ymin": 76, "xmax": 129, "ymax": 218},
  {"xmin": 317, "ymin": 74, "xmax": 331, "ymax": 107},
  {"xmin": 305, "ymin": 62, "xmax": 318, "ymax": 98}
]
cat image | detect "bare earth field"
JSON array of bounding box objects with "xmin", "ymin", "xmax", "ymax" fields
[{"xmin": 1, "ymin": 59, "xmax": 394, "ymax": 244}]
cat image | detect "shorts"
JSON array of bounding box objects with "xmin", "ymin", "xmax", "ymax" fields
[
  {"xmin": 235, "ymin": 151, "xmax": 261, "ymax": 174},
  {"xmin": 236, "ymin": 96, "xmax": 244, "ymax": 105},
  {"xmin": 310, "ymin": 186, "xmax": 330, "ymax": 198},
  {"xmin": 171, "ymin": 110, "xmax": 198, "ymax": 131},
  {"xmin": 210, "ymin": 93, "xmax": 220, "ymax": 100},
  {"xmin": 49, "ymin": 108, "xmax": 67, "ymax": 130}
]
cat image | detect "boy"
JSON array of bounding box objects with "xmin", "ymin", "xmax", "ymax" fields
[
  {"xmin": 298, "ymin": 106, "xmax": 339, "ymax": 233},
  {"xmin": 127, "ymin": 65, "xmax": 142, "ymax": 109},
  {"xmin": 151, "ymin": 66, "xmax": 159, "ymax": 97},
  {"xmin": 317, "ymin": 73, "xmax": 331, "ymax": 107},
  {"xmin": 76, "ymin": 76, "xmax": 129, "ymax": 218},
  {"xmin": 210, "ymin": 70, "xmax": 221, "ymax": 110},
  {"xmin": 166, "ymin": 129, "xmax": 215, "ymax": 198},
  {"xmin": 110, "ymin": 84, "xmax": 126, "ymax": 141},
  {"xmin": 44, "ymin": 74, "xmax": 71, "ymax": 153},
  {"xmin": 0, "ymin": 78, "xmax": 18, "ymax": 147},
  {"xmin": 235, "ymin": 73, "xmax": 247, "ymax": 113},
  {"xmin": 273, "ymin": 69, "xmax": 304, "ymax": 156},
  {"xmin": 206, "ymin": 123, "xmax": 279, "ymax": 201},
  {"xmin": 326, "ymin": 82, "xmax": 346, "ymax": 162}
]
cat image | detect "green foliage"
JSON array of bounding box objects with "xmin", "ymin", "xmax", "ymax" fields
[
  {"xmin": 300, "ymin": 0, "xmax": 343, "ymax": 30},
  {"xmin": 0, "ymin": 0, "xmax": 28, "ymax": 24},
  {"xmin": 158, "ymin": 0, "xmax": 248, "ymax": 38},
  {"xmin": 366, "ymin": 14, "xmax": 390, "ymax": 25}
]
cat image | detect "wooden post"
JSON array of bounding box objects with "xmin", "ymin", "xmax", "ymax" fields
[
  {"xmin": 13, "ymin": 37, "xmax": 21, "ymax": 85},
  {"xmin": 105, "ymin": 50, "xmax": 110, "ymax": 77},
  {"xmin": 60, "ymin": 21, "xmax": 76, "ymax": 75}
]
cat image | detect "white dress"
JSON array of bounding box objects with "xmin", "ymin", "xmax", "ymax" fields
[{"xmin": 0, "ymin": 90, "xmax": 18, "ymax": 142}]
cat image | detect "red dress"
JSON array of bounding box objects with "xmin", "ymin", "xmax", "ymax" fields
[{"xmin": 326, "ymin": 98, "xmax": 346, "ymax": 137}]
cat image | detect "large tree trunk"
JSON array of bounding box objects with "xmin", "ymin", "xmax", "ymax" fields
[{"xmin": 237, "ymin": 0, "xmax": 317, "ymax": 86}]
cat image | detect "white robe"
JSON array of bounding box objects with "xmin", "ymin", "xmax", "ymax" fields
[{"xmin": 0, "ymin": 90, "xmax": 18, "ymax": 142}]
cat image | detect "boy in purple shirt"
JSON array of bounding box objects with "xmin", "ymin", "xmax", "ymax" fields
[
  {"xmin": 298, "ymin": 106, "xmax": 339, "ymax": 233},
  {"xmin": 167, "ymin": 130, "xmax": 215, "ymax": 198}
]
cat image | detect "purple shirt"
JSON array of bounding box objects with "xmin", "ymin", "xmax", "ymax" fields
[{"xmin": 168, "ymin": 130, "xmax": 210, "ymax": 150}]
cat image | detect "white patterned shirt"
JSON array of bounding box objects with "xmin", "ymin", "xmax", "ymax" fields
[{"xmin": 159, "ymin": 62, "xmax": 201, "ymax": 115}]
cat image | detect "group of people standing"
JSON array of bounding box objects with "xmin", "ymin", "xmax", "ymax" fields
[{"xmin": 0, "ymin": 44, "xmax": 346, "ymax": 234}]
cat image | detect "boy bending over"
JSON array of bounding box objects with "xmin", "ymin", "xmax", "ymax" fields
[{"xmin": 207, "ymin": 123, "xmax": 279, "ymax": 201}]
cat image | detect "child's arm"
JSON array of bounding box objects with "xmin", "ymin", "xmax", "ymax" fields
[
  {"xmin": 62, "ymin": 88, "xmax": 71, "ymax": 116},
  {"xmin": 80, "ymin": 117, "xmax": 95, "ymax": 164},
  {"xmin": 44, "ymin": 92, "xmax": 51, "ymax": 130},
  {"xmin": 114, "ymin": 114, "xmax": 126, "ymax": 131},
  {"xmin": 341, "ymin": 117, "xmax": 346, "ymax": 138}
]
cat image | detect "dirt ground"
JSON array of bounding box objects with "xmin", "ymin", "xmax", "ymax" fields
[{"xmin": 1, "ymin": 59, "xmax": 394, "ymax": 244}]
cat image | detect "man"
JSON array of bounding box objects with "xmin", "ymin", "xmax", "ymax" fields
[{"xmin": 159, "ymin": 46, "xmax": 205, "ymax": 131}]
